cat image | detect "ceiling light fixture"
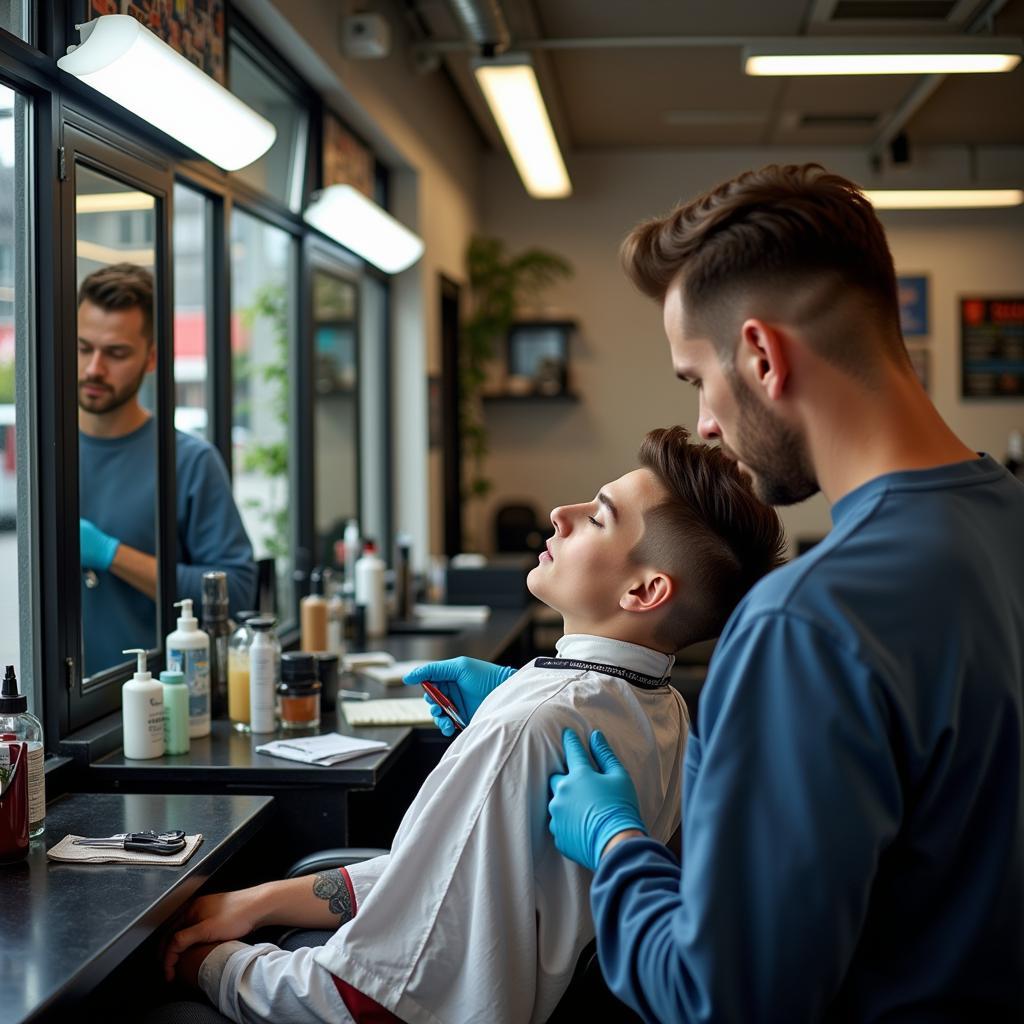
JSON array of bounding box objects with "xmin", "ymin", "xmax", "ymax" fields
[
  {"xmin": 744, "ymin": 36, "xmax": 1022, "ymax": 76},
  {"xmin": 57, "ymin": 15, "xmax": 276, "ymax": 171},
  {"xmin": 472, "ymin": 54, "xmax": 571, "ymax": 199},
  {"xmin": 864, "ymin": 189, "xmax": 1024, "ymax": 209},
  {"xmin": 304, "ymin": 185, "xmax": 424, "ymax": 274}
]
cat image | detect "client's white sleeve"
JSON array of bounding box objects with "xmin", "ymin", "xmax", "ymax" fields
[{"xmin": 199, "ymin": 940, "xmax": 353, "ymax": 1024}]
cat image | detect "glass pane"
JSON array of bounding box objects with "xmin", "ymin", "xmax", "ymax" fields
[
  {"xmin": 173, "ymin": 183, "xmax": 209, "ymax": 440},
  {"xmin": 76, "ymin": 166, "xmax": 158, "ymax": 680},
  {"xmin": 230, "ymin": 40, "xmax": 308, "ymax": 211},
  {"xmin": 231, "ymin": 209, "xmax": 295, "ymax": 628},
  {"xmin": 359, "ymin": 275, "xmax": 389, "ymax": 560},
  {"xmin": 313, "ymin": 271, "xmax": 358, "ymax": 568},
  {"xmin": 0, "ymin": 85, "xmax": 30, "ymax": 704},
  {"xmin": 0, "ymin": 0, "xmax": 29, "ymax": 42}
]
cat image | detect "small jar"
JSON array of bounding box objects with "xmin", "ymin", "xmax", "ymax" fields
[{"xmin": 277, "ymin": 652, "xmax": 322, "ymax": 730}]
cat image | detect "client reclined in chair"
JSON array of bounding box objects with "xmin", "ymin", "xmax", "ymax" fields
[{"xmin": 161, "ymin": 426, "xmax": 785, "ymax": 1024}]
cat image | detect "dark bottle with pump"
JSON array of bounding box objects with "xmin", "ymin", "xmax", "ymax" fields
[
  {"xmin": 201, "ymin": 572, "xmax": 232, "ymax": 720},
  {"xmin": 0, "ymin": 665, "xmax": 44, "ymax": 838}
]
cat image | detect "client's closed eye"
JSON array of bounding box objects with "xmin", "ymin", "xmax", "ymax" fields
[{"xmin": 587, "ymin": 516, "xmax": 603, "ymax": 528}]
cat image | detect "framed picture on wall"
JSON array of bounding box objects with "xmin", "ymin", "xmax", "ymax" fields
[
  {"xmin": 960, "ymin": 297, "xmax": 1024, "ymax": 398},
  {"xmin": 897, "ymin": 275, "xmax": 929, "ymax": 338}
]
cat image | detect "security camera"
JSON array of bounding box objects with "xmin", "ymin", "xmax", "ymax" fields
[{"xmin": 341, "ymin": 12, "xmax": 391, "ymax": 59}]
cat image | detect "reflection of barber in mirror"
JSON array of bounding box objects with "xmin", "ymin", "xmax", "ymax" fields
[{"xmin": 78, "ymin": 263, "xmax": 257, "ymax": 676}]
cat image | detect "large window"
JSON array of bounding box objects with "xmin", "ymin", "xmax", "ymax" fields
[
  {"xmin": 0, "ymin": 83, "xmax": 32, "ymax": 705},
  {"xmin": 231, "ymin": 209, "xmax": 296, "ymax": 628},
  {"xmin": 173, "ymin": 183, "xmax": 210, "ymax": 441},
  {"xmin": 0, "ymin": 1, "xmax": 29, "ymax": 42}
]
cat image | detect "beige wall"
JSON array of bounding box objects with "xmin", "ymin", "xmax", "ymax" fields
[{"xmin": 479, "ymin": 146, "xmax": 1024, "ymax": 555}]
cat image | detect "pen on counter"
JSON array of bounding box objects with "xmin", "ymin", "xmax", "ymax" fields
[{"xmin": 337, "ymin": 688, "xmax": 371, "ymax": 701}]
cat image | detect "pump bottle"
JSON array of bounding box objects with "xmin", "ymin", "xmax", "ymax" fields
[
  {"xmin": 166, "ymin": 598, "xmax": 211, "ymax": 738},
  {"xmin": 0, "ymin": 665, "xmax": 45, "ymax": 837},
  {"xmin": 121, "ymin": 648, "xmax": 165, "ymax": 760}
]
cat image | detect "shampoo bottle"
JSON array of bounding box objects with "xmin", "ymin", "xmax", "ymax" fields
[
  {"xmin": 248, "ymin": 617, "xmax": 278, "ymax": 734},
  {"xmin": 121, "ymin": 648, "xmax": 165, "ymax": 760},
  {"xmin": 343, "ymin": 519, "xmax": 361, "ymax": 592},
  {"xmin": 160, "ymin": 670, "xmax": 190, "ymax": 756},
  {"xmin": 300, "ymin": 567, "xmax": 329, "ymax": 652},
  {"xmin": 355, "ymin": 540, "xmax": 387, "ymax": 637},
  {"xmin": 166, "ymin": 598, "xmax": 211, "ymax": 738},
  {"xmin": 0, "ymin": 665, "xmax": 45, "ymax": 838}
]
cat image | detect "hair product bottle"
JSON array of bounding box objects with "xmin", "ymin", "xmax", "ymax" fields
[
  {"xmin": 0, "ymin": 666, "xmax": 44, "ymax": 838},
  {"xmin": 121, "ymin": 648, "xmax": 165, "ymax": 760},
  {"xmin": 300, "ymin": 567, "xmax": 329, "ymax": 652},
  {"xmin": 166, "ymin": 598, "xmax": 211, "ymax": 738},
  {"xmin": 355, "ymin": 540, "xmax": 387, "ymax": 638},
  {"xmin": 248, "ymin": 617, "xmax": 279, "ymax": 734},
  {"xmin": 228, "ymin": 611, "xmax": 258, "ymax": 732},
  {"xmin": 160, "ymin": 670, "xmax": 190, "ymax": 756}
]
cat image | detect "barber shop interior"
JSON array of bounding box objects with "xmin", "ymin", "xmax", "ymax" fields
[{"xmin": 2, "ymin": 1, "xmax": 1023, "ymax": 1021}]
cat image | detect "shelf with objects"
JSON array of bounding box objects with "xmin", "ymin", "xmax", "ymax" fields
[{"xmin": 481, "ymin": 320, "xmax": 579, "ymax": 401}]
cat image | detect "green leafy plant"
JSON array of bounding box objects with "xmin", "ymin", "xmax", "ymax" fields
[
  {"xmin": 240, "ymin": 283, "xmax": 290, "ymax": 560},
  {"xmin": 461, "ymin": 236, "xmax": 572, "ymax": 543}
]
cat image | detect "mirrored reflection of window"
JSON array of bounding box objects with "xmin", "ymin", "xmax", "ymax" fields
[
  {"xmin": 313, "ymin": 271, "xmax": 358, "ymax": 568},
  {"xmin": 75, "ymin": 167, "xmax": 159, "ymax": 680},
  {"xmin": 229, "ymin": 37, "xmax": 308, "ymax": 211},
  {"xmin": 231, "ymin": 209, "xmax": 295, "ymax": 628},
  {"xmin": 173, "ymin": 183, "xmax": 209, "ymax": 441},
  {"xmin": 0, "ymin": 1, "xmax": 29, "ymax": 42},
  {"xmin": 0, "ymin": 84, "xmax": 31, "ymax": 704},
  {"xmin": 359, "ymin": 275, "xmax": 389, "ymax": 558}
]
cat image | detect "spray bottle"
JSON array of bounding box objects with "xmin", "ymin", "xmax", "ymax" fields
[
  {"xmin": 166, "ymin": 598, "xmax": 211, "ymax": 738},
  {"xmin": 121, "ymin": 648, "xmax": 165, "ymax": 760}
]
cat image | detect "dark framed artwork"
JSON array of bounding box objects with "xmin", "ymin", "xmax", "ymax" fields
[
  {"xmin": 960, "ymin": 298, "xmax": 1024, "ymax": 399},
  {"xmin": 506, "ymin": 321, "xmax": 575, "ymax": 396}
]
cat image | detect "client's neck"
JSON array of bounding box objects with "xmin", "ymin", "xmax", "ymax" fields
[{"xmin": 558, "ymin": 613, "xmax": 674, "ymax": 656}]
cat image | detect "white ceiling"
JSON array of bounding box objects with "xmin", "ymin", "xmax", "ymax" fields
[{"xmin": 409, "ymin": 0, "xmax": 1024, "ymax": 154}]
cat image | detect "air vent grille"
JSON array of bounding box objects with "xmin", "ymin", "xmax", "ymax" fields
[{"xmin": 831, "ymin": 1, "xmax": 958, "ymax": 19}]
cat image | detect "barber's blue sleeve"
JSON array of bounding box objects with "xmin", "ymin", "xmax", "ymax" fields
[
  {"xmin": 591, "ymin": 612, "xmax": 903, "ymax": 1022},
  {"xmin": 175, "ymin": 445, "xmax": 257, "ymax": 615}
]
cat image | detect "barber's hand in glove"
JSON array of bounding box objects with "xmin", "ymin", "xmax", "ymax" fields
[
  {"xmin": 548, "ymin": 729, "xmax": 647, "ymax": 871},
  {"xmin": 80, "ymin": 518, "xmax": 120, "ymax": 571},
  {"xmin": 403, "ymin": 657, "xmax": 516, "ymax": 736}
]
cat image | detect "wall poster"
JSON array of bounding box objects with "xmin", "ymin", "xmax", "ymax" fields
[
  {"xmin": 961, "ymin": 298, "xmax": 1024, "ymax": 399},
  {"xmin": 88, "ymin": 1, "xmax": 226, "ymax": 85},
  {"xmin": 897, "ymin": 275, "xmax": 929, "ymax": 338}
]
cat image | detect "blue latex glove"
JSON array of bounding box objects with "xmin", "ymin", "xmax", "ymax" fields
[
  {"xmin": 403, "ymin": 657, "xmax": 516, "ymax": 736},
  {"xmin": 80, "ymin": 518, "xmax": 120, "ymax": 571},
  {"xmin": 548, "ymin": 729, "xmax": 647, "ymax": 871}
]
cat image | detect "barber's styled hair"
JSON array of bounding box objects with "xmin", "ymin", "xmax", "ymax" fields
[
  {"xmin": 632, "ymin": 426, "xmax": 786, "ymax": 651},
  {"xmin": 621, "ymin": 163, "xmax": 905, "ymax": 371},
  {"xmin": 78, "ymin": 263, "xmax": 155, "ymax": 341}
]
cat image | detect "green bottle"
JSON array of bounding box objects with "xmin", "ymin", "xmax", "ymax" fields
[{"xmin": 160, "ymin": 671, "xmax": 190, "ymax": 755}]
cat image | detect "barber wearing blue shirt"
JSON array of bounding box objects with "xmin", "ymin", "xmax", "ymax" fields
[
  {"xmin": 78, "ymin": 263, "xmax": 256, "ymax": 675},
  {"xmin": 418, "ymin": 165, "xmax": 1024, "ymax": 1020}
]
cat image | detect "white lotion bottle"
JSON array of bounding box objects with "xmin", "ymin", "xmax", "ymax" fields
[
  {"xmin": 166, "ymin": 598, "xmax": 211, "ymax": 738},
  {"xmin": 355, "ymin": 541, "xmax": 387, "ymax": 637},
  {"xmin": 121, "ymin": 648, "xmax": 165, "ymax": 760},
  {"xmin": 247, "ymin": 617, "xmax": 277, "ymax": 734}
]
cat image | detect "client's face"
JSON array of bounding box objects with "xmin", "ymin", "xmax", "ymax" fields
[{"xmin": 528, "ymin": 468, "xmax": 667, "ymax": 628}]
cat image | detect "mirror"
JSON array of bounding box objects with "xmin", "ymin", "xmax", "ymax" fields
[
  {"xmin": 313, "ymin": 270, "xmax": 359, "ymax": 571},
  {"xmin": 76, "ymin": 165, "xmax": 159, "ymax": 680}
]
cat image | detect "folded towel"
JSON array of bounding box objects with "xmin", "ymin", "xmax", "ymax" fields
[{"xmin": 47, "ymin": 833, "xmax": 203, "ymax": 866}]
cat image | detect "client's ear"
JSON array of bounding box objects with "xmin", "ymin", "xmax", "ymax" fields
[{"xmin": 620, "ymin": 572, "xmax": 673, "ymax": 614}]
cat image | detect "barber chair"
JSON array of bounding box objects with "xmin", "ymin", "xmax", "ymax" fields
[{"xmin": 284, "ymin": 848, "xmax": 643, "ymax": 1023}]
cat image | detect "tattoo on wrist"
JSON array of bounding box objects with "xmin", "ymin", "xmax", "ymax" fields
[{"xmin": 313, "ymin": 869, "xmax": 353, "ymax": 922}]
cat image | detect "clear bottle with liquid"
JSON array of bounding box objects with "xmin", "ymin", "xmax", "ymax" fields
[
  {"xmin": 0, "ymin": 665, "xmax": 44, "ymax": 838},
  {"xmin": 248, "ymin": 617, "xmax": 280, "ymax": 734},
  {"xmin": 228, "ymin": 611, "xmax": 258, "ymax": 733}
]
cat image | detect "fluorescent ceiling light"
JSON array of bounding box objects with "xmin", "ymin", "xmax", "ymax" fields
[
  {"xmin": 864, "ymin": 189, "xmax": 1024, "ymax": 210},
  {"xmin": 57, "ymin": 15, "xmax": 276, "ymax": 171},
  {"xmin": 744, "ymin": 36, "xmax": 1023, "ymax": 76},
  {"xmin": 473, "ymin": 55, "xmax": 571, "ymax": 199},
  {"xmin": 304, "ymin": 185, "xmax": 424, "ymax": 274},
  {"xmin": 76, "ymin": 191, "xmax": 154, "ymax": 214}
]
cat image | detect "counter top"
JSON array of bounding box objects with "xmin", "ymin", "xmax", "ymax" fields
[{"xmin": 0, "ymin": 791, "xmax": 273, "ymax": 1024}]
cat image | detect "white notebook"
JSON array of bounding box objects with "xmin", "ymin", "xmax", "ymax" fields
[
  {"xmin": 357, "ymin": 659, "xmax": 432, "ymax": 687},
  {"xmin": 342, "ymin": 698, "xmax": 435, "ymax": 727},
  {"xmin": 255, "ymin": 733, "xmax": 389, "ymax": 765}
]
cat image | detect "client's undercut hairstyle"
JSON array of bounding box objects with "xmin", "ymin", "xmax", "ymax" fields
[
  {"xmin": 633, "ymin": 426, "xmax": 786, "ymax": 651},
  {"xmin": 78, "ymin": 263, "xmax": 155, "ymax": 341},
  {"xmin": 621, "ymin": 163, "xmax": 906, "ymax": 374}
]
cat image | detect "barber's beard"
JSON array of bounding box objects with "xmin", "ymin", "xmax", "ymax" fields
[
  {"xmin": 726, "ymin": 371, "xmax": 819, "ymax": 507},
  {"xmin": 78, "ymin": 366, "xmax": 148, "ymax": 416}
]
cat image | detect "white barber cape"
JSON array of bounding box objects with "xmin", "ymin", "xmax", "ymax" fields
[{"xmin": 200, "ymin": 634, "xmax": 688, "ymax": 1024}]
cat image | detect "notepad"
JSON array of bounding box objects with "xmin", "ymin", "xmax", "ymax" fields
[
  {"xmin": 357, "ymin": 659, "xmax": 431, "ymax": 686},
  {"xmin": 255, "ymin": 733, "xmax": 389, "ymax": 765},
  {"xmin": 341, "ymin": 651, "xmax": 394, "ymax": 671},
  {"xmin": 342, "ymin": 698, "xmax": 436, "ymax": 727},
  {"xmin": 413, "ymin": 603, "xmax": 491, "ymax": 624}
]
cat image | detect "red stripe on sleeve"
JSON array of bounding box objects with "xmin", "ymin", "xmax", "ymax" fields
[{"xmin": 331, "ymin": 974, "xmax": 404, "ymax": 1023}]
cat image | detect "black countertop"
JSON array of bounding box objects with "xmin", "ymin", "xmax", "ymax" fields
[{"xmin": 0, "ymin": 791, "xmax": 273, "ymax": 1024}]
